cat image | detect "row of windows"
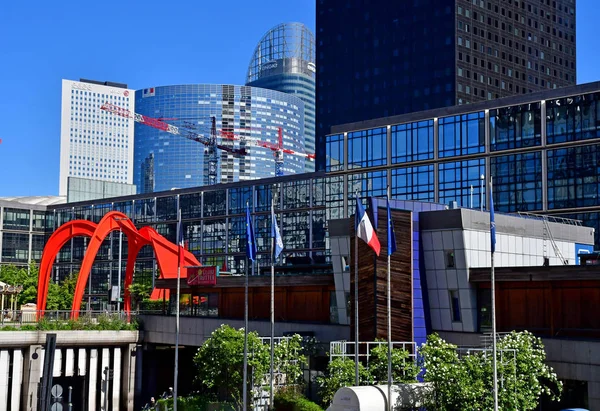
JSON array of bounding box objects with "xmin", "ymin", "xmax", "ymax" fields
[
  {"xmin": 327, "ymin": 93, "xmax": 600, "ymax": 170},
  {"xmin": 457, "ymin": 35, "xmax": 574, "ymax": 72},
  {"xmin": 324, "ymin": 145, "xmax": 599, "ymax": 214},
  {"xmin": 457, "ymin": 51, "xmax": 574, "ymax": 85}
]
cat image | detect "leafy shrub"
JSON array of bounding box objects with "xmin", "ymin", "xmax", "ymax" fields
[
  {"xmin": 274, "ymin": 388, "xmax": 323, "ymax": 411},
  {"xmin": 316, "ymin": 357, "xmax": 372, "ymax": 406},
  {"xmin": 155, "ymin": 395, "xmax": 233, "ymax": 411}
]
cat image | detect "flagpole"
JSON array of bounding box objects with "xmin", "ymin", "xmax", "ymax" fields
[
  {"xmin": 270, "ymin": 195, "xmax": 275, "ymax": 410},
  {"xmin": 243, "ymin": 254, "xmax": 249, "ymax": 411},
  {"xmin": 173, "ymin": 208, "xmax": 181, "ymax": 411},
  {"xmin": 243, "ymin": 200, "xmax": 252, "ymax": 411},
  {"xmin": 354, "ymin": 192, "xmax": 360, "ymax": 386},
  {"xmin": 387, "ymin": 187, "xmax": 392, "ymax": 411},
  {"xmin": 491, "ymin": 177, "xmax": 498, "ymax": 411}
]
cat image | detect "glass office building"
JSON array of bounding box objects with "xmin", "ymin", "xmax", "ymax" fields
[
  {"xmin": 5, "ymin": 82, "xmax": 600, "ymax": 308},
  {"xmin": 133, "ymin": 84, "xmax": 305, "ymax": 193},
  {"xmin": 326, "ymin": 81, "xmax": 600, "ymax": 246},
  {"xmin": 246, "ymin": 22, "xmax": 316, "ymax": 172},
  {"xmin": 316, "ymin": 0, "xmax": 577, "ymax": 169}
]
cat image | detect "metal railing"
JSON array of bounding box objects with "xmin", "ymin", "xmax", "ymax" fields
[
  {"xmin": 0, "ymin": 310, "xmax": 135, "ymax": 326},
  {"xmin": 517, "ymin": 211, "xmax": 583, "ymax": 226}
]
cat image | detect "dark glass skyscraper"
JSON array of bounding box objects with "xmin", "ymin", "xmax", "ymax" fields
[
  {"xmin": 316, "ymin": 0, "xmax": 576, "ymax": 169},
  {"xmin": 246, "ymin": 22, "xmax": 316, "ymax": 172}
]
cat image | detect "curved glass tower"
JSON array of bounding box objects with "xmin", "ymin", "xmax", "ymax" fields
[
  {"xmin": 134, "ymin": 84, "xmax": 304, "ymax": 193},
  {"xmin": 246, "ymin": 22, "xmax": 316, "ymax": 172}
]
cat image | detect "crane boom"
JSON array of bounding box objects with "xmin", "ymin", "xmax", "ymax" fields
[{"xmin": 100, "ymin": 103, "xmax": 246, "ymax": 157}]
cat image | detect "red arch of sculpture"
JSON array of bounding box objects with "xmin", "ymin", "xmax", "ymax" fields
[{"xmin": 36, "ymin": 211, "xmax": 201, "ymax": 320}]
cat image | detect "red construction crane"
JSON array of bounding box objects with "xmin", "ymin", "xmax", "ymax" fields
[
  {"xmin": 100, "ymin": 103, "xmax": 245, "ymax": 185},
  {"xmin": 220, "ymin": 127, "xmax": 315, "ymax": 176}
]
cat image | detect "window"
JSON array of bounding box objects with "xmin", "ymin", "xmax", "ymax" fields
[
  {"xmin": 347, "ymin": 127, "xmax": 387, "ymax": 169},
  {"xmin": 438, "ymin": 112, "xmax": 485, "ymax": 158},
  {"xmin": 326, "ymin": 134, "xmax": 344, "ymax": 171},
  {"xmin": 439, "ymin": 159, "xmax": 486, "ymax": 208},
  {"xmin": 547, "ymin": 145, "xmax": 600, "ymax": 209},
  {"xmin": 446, "ymin": 251, "xmax": 456, "ymax": 268},
  {"xmin": 449, "ymin": 290, "xmax": 462, "ymax": 322},
  {"xmin": 391, "ymin": 120, "xmax": 434, "ymax": 163},
  {"xmin": 391, "ymin": 165, "xmax": 435, "ymax": 201},
  {"xmin": 546, "ymin": 93, "xmax": 600, "ymax": 144},
  {"xmin": 489, "ymin": 102, "xmax": 542, "ymax": 151},
  {"xmin": 491, "ymin": 152, "xmax": 543, "ymax": 212}
]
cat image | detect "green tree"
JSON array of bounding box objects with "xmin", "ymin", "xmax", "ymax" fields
[
  {"xmin": 368, "ymin": 342, "xmax": 420, "ymax": 384},
  {"xmin": 129, "ymin": 269, "xmax": 155, "ymax": 311},
  {"xmin": 420, "ymin": 332, "xmax": 562, "ymax": 411},
  {"xmin": 274, "ymin": 334, "xmax": 306, "ymax": 386},
  {"xmin": 316, "ymin": 357, "xmax": 372, "ymax": 406},
  {"xmin": 496, "ymin": 331, "xmax": 562, "ymax": 410},
  {"xmin": 193, "ymin": 324, "xmax": 269, "ymax": 406},
  {"xmin": 0, "ymin": 263, "xmax": 38, "ymax": 306}
]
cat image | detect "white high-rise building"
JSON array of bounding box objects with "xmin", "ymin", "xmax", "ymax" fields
[{"xmin": 59, "ymin": 79, "xmax": 135, "ymax": 196}]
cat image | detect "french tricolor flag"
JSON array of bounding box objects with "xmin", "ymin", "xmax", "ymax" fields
[
  {"xmin": 356, "ymin": 196, "xmax": 381, "ymax": 256},
  {"xmin": 142, "ymin": 88, "xmax": 155, "ymax": 97}
]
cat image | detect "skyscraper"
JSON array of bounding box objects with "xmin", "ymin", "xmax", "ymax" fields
[
  {"xmin": 316, "ymin": 0, "xmax": 576, "ymax": 169},
  {"xmin": 246, "ymin": 22, "xmax": 316, "ymax": 171},
  {"xmin": 59, "ymin": 79, "xmax": 135, "ymax": 195},
  {"xmin": 133, "ymin": 84, "xmax": 305, "ymax": 192}
]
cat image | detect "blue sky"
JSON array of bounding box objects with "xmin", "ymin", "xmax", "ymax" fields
[{"xmin": 0, "ymin": 0, "xmax": 597, "ymax": 197}]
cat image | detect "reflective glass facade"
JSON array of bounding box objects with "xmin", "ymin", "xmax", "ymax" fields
[
  {"xmin": 327, "ymin": 83, "xmax": 600, "ymax": 245},
  {"xmin": 134, "ymin": 85, "xmax": 305, "ymax": 192},
  {"xmin": 6, "ymin": 84, "xmax": 600, "ymax": 311},
  {"xmin": 246, "ymin": 23, "xmax": 316, "ymax": 172},
  {"xmin": 316, "ymin": 0, "xmax": 576, "ymax": 170}
]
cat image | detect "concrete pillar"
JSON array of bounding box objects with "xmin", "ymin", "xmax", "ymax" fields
[
  {"xmin": 0, "ymin": 350, "xmax": 9, "ymax": 411},
  {"xmin": 589, "ymin": 381, "xmax": 600, "ymax": 411},
  {"xmin": 11, "ymin": 349, "xmax": 23, "ymax": 411},
  {"xmin": 65, "ymin": 349, "xmax": 74, "ymax": 377},
  {"xmin": 134, "ymin": 344, "xmax": 143, "ymax": 408},
  {"xmin": 120, "ymin": 344, "xmax": 136, "ymax": 411},
  {"xmin": 52, "ymin": 349, "xmax": 62, "ymax": 378},
  {"xmin": 111, "ymin": 348, "xmax": 121, "ymax": 411},
  {"xmin": 78, "ymin": 348, "xmax": 86, "ymax": 376},
  {"xmin": 88, "ymin": 349, "xmax": 98, "ymax": 411},
  {"xmin": 21, "ymin": 345, "xmax": 42, "ymax": 411},
  {"xmin": 37, "ymin": 350, "xmax": 44, "ymax": 381},
  {"xmin": 100, "ymin": 348, "xmax": 110, "ymax": 411}
]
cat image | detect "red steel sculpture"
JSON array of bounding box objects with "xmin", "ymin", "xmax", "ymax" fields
[{"xmin": 36, "ymin": 211, "xmax": 200, "ymax": 320}]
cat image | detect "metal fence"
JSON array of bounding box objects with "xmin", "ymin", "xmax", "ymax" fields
[{"xmin": 0, "ymin": 309, "xmax": 141, "ymax": 326}]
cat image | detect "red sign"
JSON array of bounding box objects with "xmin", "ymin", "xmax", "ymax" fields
[
  {"xmin": 124, "ymin": 90, "xmax": 130, "ymax": 97},
  {"xmin": 187, "ymin": 266, "xmax": 217, "ymax": 286}
]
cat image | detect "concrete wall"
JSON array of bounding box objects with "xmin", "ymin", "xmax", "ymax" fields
[
  {"xmin": 421, "ymin": 208, "xmax": 593, "ymax": 334},
  {"xmin": 140, "ymin": 315, "xmax": 350, "ymax": 347}
]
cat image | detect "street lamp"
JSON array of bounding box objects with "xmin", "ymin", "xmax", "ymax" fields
[
  {"xmin": 114, "ymin": 217, "xmax": 129, "ymax": 314},
  {"xmin": 480, "ymin": 174, "xmax": 485, "ymax": 211}
]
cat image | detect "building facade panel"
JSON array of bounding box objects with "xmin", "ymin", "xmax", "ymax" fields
[
  {"xmin": 317, "ymin": 0, "xmax": 576, "ymax": 169},
  {"xmin": 328, "ymin": 82, "xmax": 600, "ymax": 245},
  {"xmin": 246, "ymin": 23, "xmax": 316, "ymax": 172},
  {"xmin": 59, "ymin": 79, "xmax": 135, "ymax": 196},
  {"xmin": 133, "ymin": 85, "xmax": 305, "ymax": 193}
]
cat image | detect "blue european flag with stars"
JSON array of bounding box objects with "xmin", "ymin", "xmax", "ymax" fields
[
  {"xmin": 246, "ymin": 204, "xmax": 257, "ymax": 261},
  {"xmin": 490, "ymin": 181, "xmax": 496, "ymax": 254}
]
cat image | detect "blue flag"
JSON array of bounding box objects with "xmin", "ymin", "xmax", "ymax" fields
[
  {"xmin": 490, "ymin": 181, "xmax": 496, "ymax": 254},
  {"xmin": 177, "ymin": 209, "xmax": 184, "ymax": 267},
  {"xmin": 387, "ymin": 196, "xmax": 397, "ymax": 256},
  {"xmin": 246, "ymin": 204, "xmax": 257, "ymax": 261},
  {"xmin": 272, "ymin": 204, "xmax": 283, "ymax": 259}
]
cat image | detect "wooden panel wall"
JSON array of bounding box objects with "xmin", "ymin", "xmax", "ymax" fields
[
  {"xmin": 214, "ymin": 285, "xmax": 333, "ymax": 323},
  {"xmin": 487, "ymin": 280, "xmax": 600, "ymax": 338},
  {"xmin": 351, "ymin": 208, "xmax": 413, "ymax": 342}
]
